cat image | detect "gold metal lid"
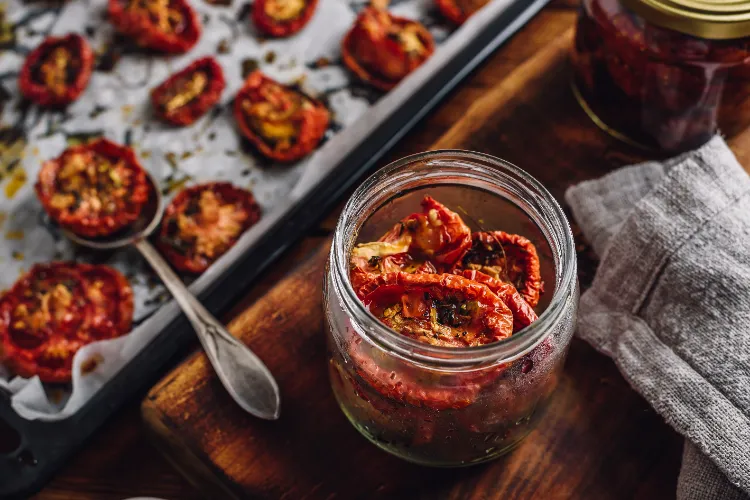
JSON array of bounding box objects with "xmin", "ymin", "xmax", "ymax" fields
[{"xmin": 620, "ymin": 0, "xmax": 750, "ymax": 39}]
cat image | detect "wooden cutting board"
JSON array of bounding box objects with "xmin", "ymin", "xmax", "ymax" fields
[{"xmin": 143, "ymin": 25, "xmax": 750, "ymax": 499}]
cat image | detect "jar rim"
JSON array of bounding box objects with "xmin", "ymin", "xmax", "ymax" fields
[{"xmin": 330, "ymin": 149, "xmax": 577, "ymax": 367}]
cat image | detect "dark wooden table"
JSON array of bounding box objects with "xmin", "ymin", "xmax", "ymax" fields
[{"xmin": 32, "ymin": 1, "xmax": 684, "ymax": 498}]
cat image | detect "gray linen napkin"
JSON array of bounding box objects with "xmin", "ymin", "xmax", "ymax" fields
[{"xmin": 565, "ymin": 136, "xmax": 750, "ymax": 500}]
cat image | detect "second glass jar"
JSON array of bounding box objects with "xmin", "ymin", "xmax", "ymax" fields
[{"xmin": 572, "ymin": 0, "xmax": 750, "ymax": 153}]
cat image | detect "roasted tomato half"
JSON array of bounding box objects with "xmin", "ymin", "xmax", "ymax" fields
[
  {"xmin": 35, "ymin": 139, "xmax": 150, "ymax": 238},
  {"xmin": 233, "ymin": 71, "xmax": 329, "ymax": 162},
  {"xmin": 435, "ymin": 0, "xmax": 489, "ymax": 25},
  {"xmin": 19, "ymin": 34, "xmax": 94, "ymax": 108},
  {"xmin": 349, "ymin": 196, "xmax": 470, "ymax": 298},
  {"xmin": 363, "ymin": 272, "xmax": 514, "ymax": 348},
  {"xmin": 347, "ymin": 339, "xmax": 493, "ymax": 410},
  {"xmin": 461, "ymin": 270, "xmax": 537, "ymax": 332},
  {"xmin": 157, "ymin": 182, "xmax": 261, "ymax": 274},
  {"xmin": 108, "ymin": 0, "xmax": 201, "ymax": 53},
  {"xmin": 151, "ymin": 57, "xmax": 225, "ymax": 126},
  {"xmin": 342, "ymin": 6, "xmax": 435, "ymax": 91},
  {"xmin": 379, "ymin": 195, "xmax": 472, "ymax": 267},
  {"xmin": 252, "ymin": 0, "xmax": 319, "ymax": 37},
  {"xmin": 0, "ymin": 262, "xmax": 133, "ymax": 383},
  {"xmin": 350, "ymin": 252, "xmax": 437, "ymax": 300},
  {"xmin": 458, "ymin": 231, "xmax": 543, "ymax": 308}
]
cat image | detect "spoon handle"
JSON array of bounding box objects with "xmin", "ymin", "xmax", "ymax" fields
[{"xmin": 133, "ymin": 239, "xmax": 281, "ymax": 420}]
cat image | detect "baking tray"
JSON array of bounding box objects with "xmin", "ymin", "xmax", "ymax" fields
[{"xmin": 0, "ymin": 0, "xmax": 549, "ymax": 495}]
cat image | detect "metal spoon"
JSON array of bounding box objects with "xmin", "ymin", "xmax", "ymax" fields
[{"xmin": 63, "ymin": 171, "xmax": 281, "ymax": 420}]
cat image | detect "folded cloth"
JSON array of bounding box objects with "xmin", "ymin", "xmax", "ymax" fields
[{"xmin": 565, "ymin": 136, "xmax": 750, "ymax": 500}]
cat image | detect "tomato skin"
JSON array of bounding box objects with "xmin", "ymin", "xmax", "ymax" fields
[
  {"xmin": 460, "ymin": 269, "xmax": 537, "ymax": 332},
  {"xmin": 0, "ymin": 262, "xmax": 133, "ymax": 383},
  {"xmin": 35, "ymin": 139, "xmax": 151, "ymax": 238},
  {"xmin": 435, "ymin": 0, "xmax": 465, "ymax": 24},
  {"xmin": 19, "ymin": 34, "xmax": 93, "ymax": 108},
  {"xmin": 376, "ymin": 196, "xmax": 471, "ymax": 267},
  {"xmin": 350, "ymin": 252, "xmax": 438, "ymax": 300},
  {"xmin": 415, "ymin": 196, "xmax": 472, "ymax": 266},
  {"xmin": 458, "ymin": 231, "xmax": 543, "ymax": 308},
  {"xmin": 157, "ymin": 182, "xmax": 261, "ymax": 274},
  {"xmin": 341, "ymin": 7, "xmax": 435, "ymax": 91},
  {"xmin": 348, "ymin": 340, "xmax": 484, "ymax": 410},
  {"xmin": 363, "ymin": 272, "xmax": 514, "ymax": 347},
  {"xmin": 108, "ymin": 0, "xmax": 201, "ymax": 53},
  {"xmin": 349, "ymin": 196, "xmax": 470, "ymax": 299},
  {"xmin": 151, "ymin": 57, "xmax": 226, "ymax": 127},
  {"xmin": 233, "ymin": 71, "xmax": 329, "ymax": 163},
  {"xmin": 252, "ymin": 0, "xmax": 319, "ymax": 37},
  {"xmin": 79, "ymin": 265, "xmax": 134, "ymax": 338}
]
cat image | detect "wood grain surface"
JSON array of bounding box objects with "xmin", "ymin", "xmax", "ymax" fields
[
  {"xmin": 139, "ymin": 23, "xmax": 687, "ymax": 500},
  {"xmin": 39, "ymin": 0, "xmax": 750, "ymax": 496}
]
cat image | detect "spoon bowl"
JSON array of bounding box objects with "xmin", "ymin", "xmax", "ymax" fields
[
  {"xmin": 63, "ymin": 171, "xmax": 281, "ymax": 420},
  {"xmin": 63, "ymin": 170, "xmax": 164, "ymax": 250}
]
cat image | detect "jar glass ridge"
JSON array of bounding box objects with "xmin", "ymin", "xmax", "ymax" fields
[{"xmin": 324, "ymin": 150, "xmax": 578, "ymax": 466}]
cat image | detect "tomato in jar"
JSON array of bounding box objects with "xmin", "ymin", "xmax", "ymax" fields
[
  {"xmin": 460, "ymin": 269, "xmax": 538, "ymax": 332},
  {"xmin": 572, "ymin": 0, "xmax": 750, "ymax": 152},
  {"xmin": 349, "ymin": 195, "xmax": 471, "ymax": 298},
  {"xmin": 457, "ymin": 231, "xmax": 543, "ymax": 308},
  {"xmin": 363, "ymin": 272, "xmax": 515, "ymax": 348},
  {"xmin": 435, "ymin": 0, "xmax": 489, "ymax": 25},
  {"xmin": 346, "ymin": 336, "xmax": 502, "ymax": 410}
]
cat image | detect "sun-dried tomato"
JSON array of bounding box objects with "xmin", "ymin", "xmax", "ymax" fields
[
  {"xmin": 341, "ymin": 6, "xmax": 435, "ymax": 91},
  {"xmin": 458, "ymin": 231, "xmax": 543, "ymax": 308},
  {"xmin": 151, "ymin": 57, "xmax": 225, "ymax": 126},
  {"xmin": 19, "ymin": 33, "xmax": 93, "ymax": 108},
  {"xmin": 573, "ymin": 0, "xmax": 750, "ymax": 152},
  {"xmin": 435, "ymin": 0, "xmax": 488, "ymax": 25},
  {"xmin": 456, "ymin": 335, "xmax": 557, "ymax": 434},
  {"xmin": 233, "ymin": 71, "xmax": 329, "ymax": 162},
  {"xmin": 35, "ymin": 139, "xmax": 150, "ymax": 238},
  {"xmin": 108, "ymin": 0, "xmax": 201, "ymax": 53},
  {"xmin": 252, "ymin": 0, "xmax": 318, "ymax": 37},
  {"xmin": 349, "ymin": 196, "xmax": 470, "ymax": 297},
  {"xmin": 380, "ymin": 196, "xmax": 471, "ymax": 267},
  {"xmin": 350, "ymin": 253, "xmax": 437, "ymax": 300},
  {"xmin": 460, "ymin": 269, "xmax": 537, "ymax": 332},
  {"xmin": 78, "ymin": 264, "xmax": 134, "ymax": 337},
  {"xmin": 0, "ymin": 262, "xmax": 133, "ymax": 383},
  {"xmin": 157, "ymin": 182, "xmax": 261, "ymax": 274},
  {"xmin": 363, "ymin": 272, "xmax": 514, "ymax": 348},
  {"xmin": 347, "ymin": 339, "xmax": 487, "ymax": 410}
]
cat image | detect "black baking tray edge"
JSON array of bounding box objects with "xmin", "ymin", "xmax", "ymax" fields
[{"xmin": 0, "ymin": 0, "xmax": 549, "ymax": 496}]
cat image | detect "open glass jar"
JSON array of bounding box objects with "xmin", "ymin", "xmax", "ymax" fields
[
  {"xmin": 324, "ymin": 151, "xmax": 578, "ymax": 466},
  {"xmin": 572, "ymin": 0, "xmax": 750, "ymax": 153}
]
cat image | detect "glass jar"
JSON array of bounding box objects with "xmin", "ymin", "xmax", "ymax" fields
[
  {"xmin": 324, "ymin": 151, "xmax": 578, "ymax": 466},
  {"xmin": 571, "ymin": 0, "xmax": 750, "ymax": 153}
]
